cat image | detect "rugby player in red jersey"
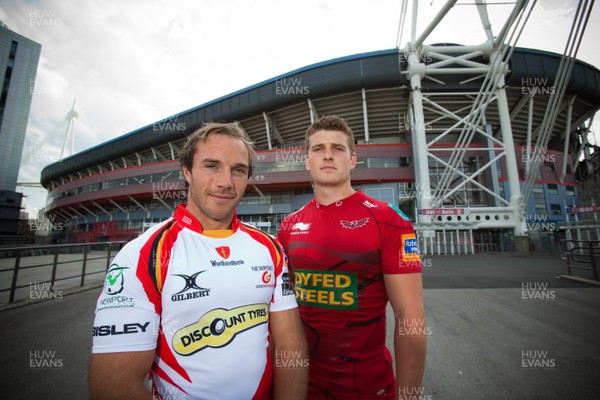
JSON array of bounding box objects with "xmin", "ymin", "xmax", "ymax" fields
[{"xmin": 278, "ymin": 115, "xmax": 426, "ymax": 399}]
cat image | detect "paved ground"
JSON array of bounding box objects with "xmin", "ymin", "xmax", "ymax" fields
[{"xmin": 0, "ymin": 254, "xmax": 598, "ymax": 399}]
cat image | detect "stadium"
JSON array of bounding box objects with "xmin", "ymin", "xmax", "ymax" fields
[{"xmin": 39, "ymin": 6, "xmax": 600, "ymax": 255}]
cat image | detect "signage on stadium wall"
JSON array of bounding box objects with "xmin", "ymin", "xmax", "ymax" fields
[
  {"xmin": 417, "ymin": 208, "xmax": 469, "ymax": 216},
  {"xmin": 565, "ymin": 205, "xmax": 600, "ymax": 214}
]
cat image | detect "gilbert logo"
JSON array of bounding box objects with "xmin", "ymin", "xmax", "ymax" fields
[
  {"xmin": 215, "ymin": 246, "xmax": 230, "ymax": 259},
  {"xmin": 182, "ymin": 216, "xmax": 192, "ymax": 225}
]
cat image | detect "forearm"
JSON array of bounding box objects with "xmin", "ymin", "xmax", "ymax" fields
[
  {"xmin": 89, "ymin": 379, "xmax": 153, "ymax": 400},
  {"xmin": 394, "ymin": 319, "xmax": 427, "ymax": 394},
  {"xmin": 89, "ymin": 352, "xmax": 154, "ymax": 400},
  {"xmin": 273, "ymin": 342, "xmax": 309, "ymax": 400}
]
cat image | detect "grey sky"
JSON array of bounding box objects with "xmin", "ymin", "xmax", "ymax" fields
[{"xmin": 0, "ymin": 0, "xmax": 598, "ymax": 215}]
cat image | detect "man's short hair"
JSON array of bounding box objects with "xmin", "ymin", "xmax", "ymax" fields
[
  {"xmin": 178, "ymin": 122, "xmax": 255, "ymax": 177},
  {"xmin": 305, "ymin": 115, "xmax": 355, "ymax": 154}
]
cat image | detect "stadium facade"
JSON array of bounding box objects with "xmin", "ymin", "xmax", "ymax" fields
[
  {"xmin": 0, "ymin": 22, "xmax": 41, "ymax": 235},
  {"xmin": 40, "ymin": 46, "xmax": 600, "ymax": 254}
]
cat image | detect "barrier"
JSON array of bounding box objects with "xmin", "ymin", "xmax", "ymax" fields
[
  {"xmin": 560, "ymin": 239, "xmax": 600, "ymax": 281},
  {"xmin": 0, "ymin": 242, "xmax": 126, "ymax": 304}
]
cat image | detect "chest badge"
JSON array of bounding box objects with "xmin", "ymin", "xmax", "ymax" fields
[
  {"xmin": 340, "ymin": 218, "xmax": 369, "ymax": 229},
  {"xmin": 215, "ymin": 246, "xmax": 230, "ymax": 259}
]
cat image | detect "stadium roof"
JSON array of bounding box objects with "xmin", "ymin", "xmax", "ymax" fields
[{"xmin": 41, "ymin": 46, "xmax": 600, "ymax": 188}]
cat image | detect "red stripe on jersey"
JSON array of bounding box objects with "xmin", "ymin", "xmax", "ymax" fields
[
  {"xmin": 155, "ymin": 221, "xmax": 184, "ymax": 292},
  {"xmin": 151, "ymin": 360, "xmax": 189, "ymax": 398},
  {"xmin": 154, "ymin": 330, "xmax": 192, "ymax": 384},
  {"xmin": 239, "ymin": 223, "xmax": 283, "ymax": 276},
  {"xmin": 136, "ymin": 219, "xmax": 176, "ymax": 314}
]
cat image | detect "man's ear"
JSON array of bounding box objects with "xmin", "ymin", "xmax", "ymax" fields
[
  {"xmin": 182, "ymin": 165, "xmax": 192, "ymax": 185},
  {"xmin": 304, "ymin": 154, "xmax": 310, "ymax": 171},
  {"xmin": 350, "ymin": 152, "xmax": 357, "ymax": 170}
]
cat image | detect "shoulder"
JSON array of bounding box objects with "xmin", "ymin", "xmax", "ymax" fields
[
  {"xmin": 352, "ymin": 193, "xmax": 413, "ymax": 228},
  {"xmin": 280, "ymin": 204, "xmax": 310, "ymax": 232},
  {"xmin": 239, "ymin": 222, "xmax": 283, "ymax": 251},
  {"xmin": 117, "ymin": 218, "xmax": 177, "ymax": 258}
]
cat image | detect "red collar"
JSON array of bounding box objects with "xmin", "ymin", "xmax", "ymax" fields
[{"xmin": 173, "ymin": 204, "xmax": 240, "ymax": 233}]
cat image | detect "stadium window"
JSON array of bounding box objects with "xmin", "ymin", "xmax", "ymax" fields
[
  {"xmin": 566, "ymin": 186, "xmax": 575, "ymax": 196},
  {"xmin": 547, "ymin": 184, "xmax": 558, "ymax": 195},
  {"xmin": 9, "ymin": 41, "xmax": 18, "ymax": 61},
  {"xmin": 550, "ymin": 204, "xmax": 561, "ymax": 215},
  {"xmin": 365, "ymin": 188, "xmax": 394, "ymax": 204}
]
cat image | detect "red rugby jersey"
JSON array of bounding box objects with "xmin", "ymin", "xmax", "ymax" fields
[{"xmin": 278, "ymin": 191, "xmax": 422, "ymax": 399}]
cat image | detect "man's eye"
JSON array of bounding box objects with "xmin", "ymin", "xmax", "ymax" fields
[{"xmin": 233, "ymin": 168, "xmax": 246, "ymax": 176}]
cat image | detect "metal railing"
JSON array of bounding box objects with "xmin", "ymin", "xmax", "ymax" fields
[
  {"xmin": 560, "ymin": 239, "xmax": 600, "ymax": 281},
  {"xmin": 0, "ymin": 242, "xmax": 126, "ymax": 304}
]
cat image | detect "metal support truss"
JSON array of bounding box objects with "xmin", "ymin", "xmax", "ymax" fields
[
  {"xmin": 263, "ymin": 112, "xmax": 285, "ymax": 149},
  {"xmin": 402, "ymin": 0, "xmax": 536, "ymax": 236}
]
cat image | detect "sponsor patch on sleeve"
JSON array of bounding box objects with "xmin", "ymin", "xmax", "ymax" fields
[{"xmin": 401, "ymin": 234, "xmax": 421, "ymax": 262}]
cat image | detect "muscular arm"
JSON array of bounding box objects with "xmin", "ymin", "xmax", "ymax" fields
[
  {"xmin": 270, "ymin": 308, "xmax": 308, "ymax": 400},
  {"xmin": 384, "ymin": 273, "xmax": 427, "ymax": 395},
  {"xmin": 89, "ymin": 350, "xmax": 155, "ymax": 400}
]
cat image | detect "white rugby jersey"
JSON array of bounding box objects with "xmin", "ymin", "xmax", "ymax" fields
[{"xmin": 92, "ymin": 204, "xmax": 297, "ymax": 400}]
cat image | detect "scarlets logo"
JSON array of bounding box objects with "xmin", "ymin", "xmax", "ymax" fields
[
  {"xmin": 172, "ymin": 304, "xmax": 269, "ymax": 355},
  {"xmin": 340, "ymin": 218, "xmax": 369, "ymax": 229}
]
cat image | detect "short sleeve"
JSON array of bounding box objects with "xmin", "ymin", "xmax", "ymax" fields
[
  {"xmin": 92, "ymin": 241, "xmax": 160, "ymax": 353},
  {"xmin": 269, "ymin": 247, "xmax": 298, "ymax": 312},
  {"xmin": 381, "ymin": 205, "xmax": 423, "ymax": 274}
]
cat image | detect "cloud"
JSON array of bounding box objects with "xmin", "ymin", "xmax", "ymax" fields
[{"xmin": 0, "ymin": 0, "xmax": 597, "ymax": 217}]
